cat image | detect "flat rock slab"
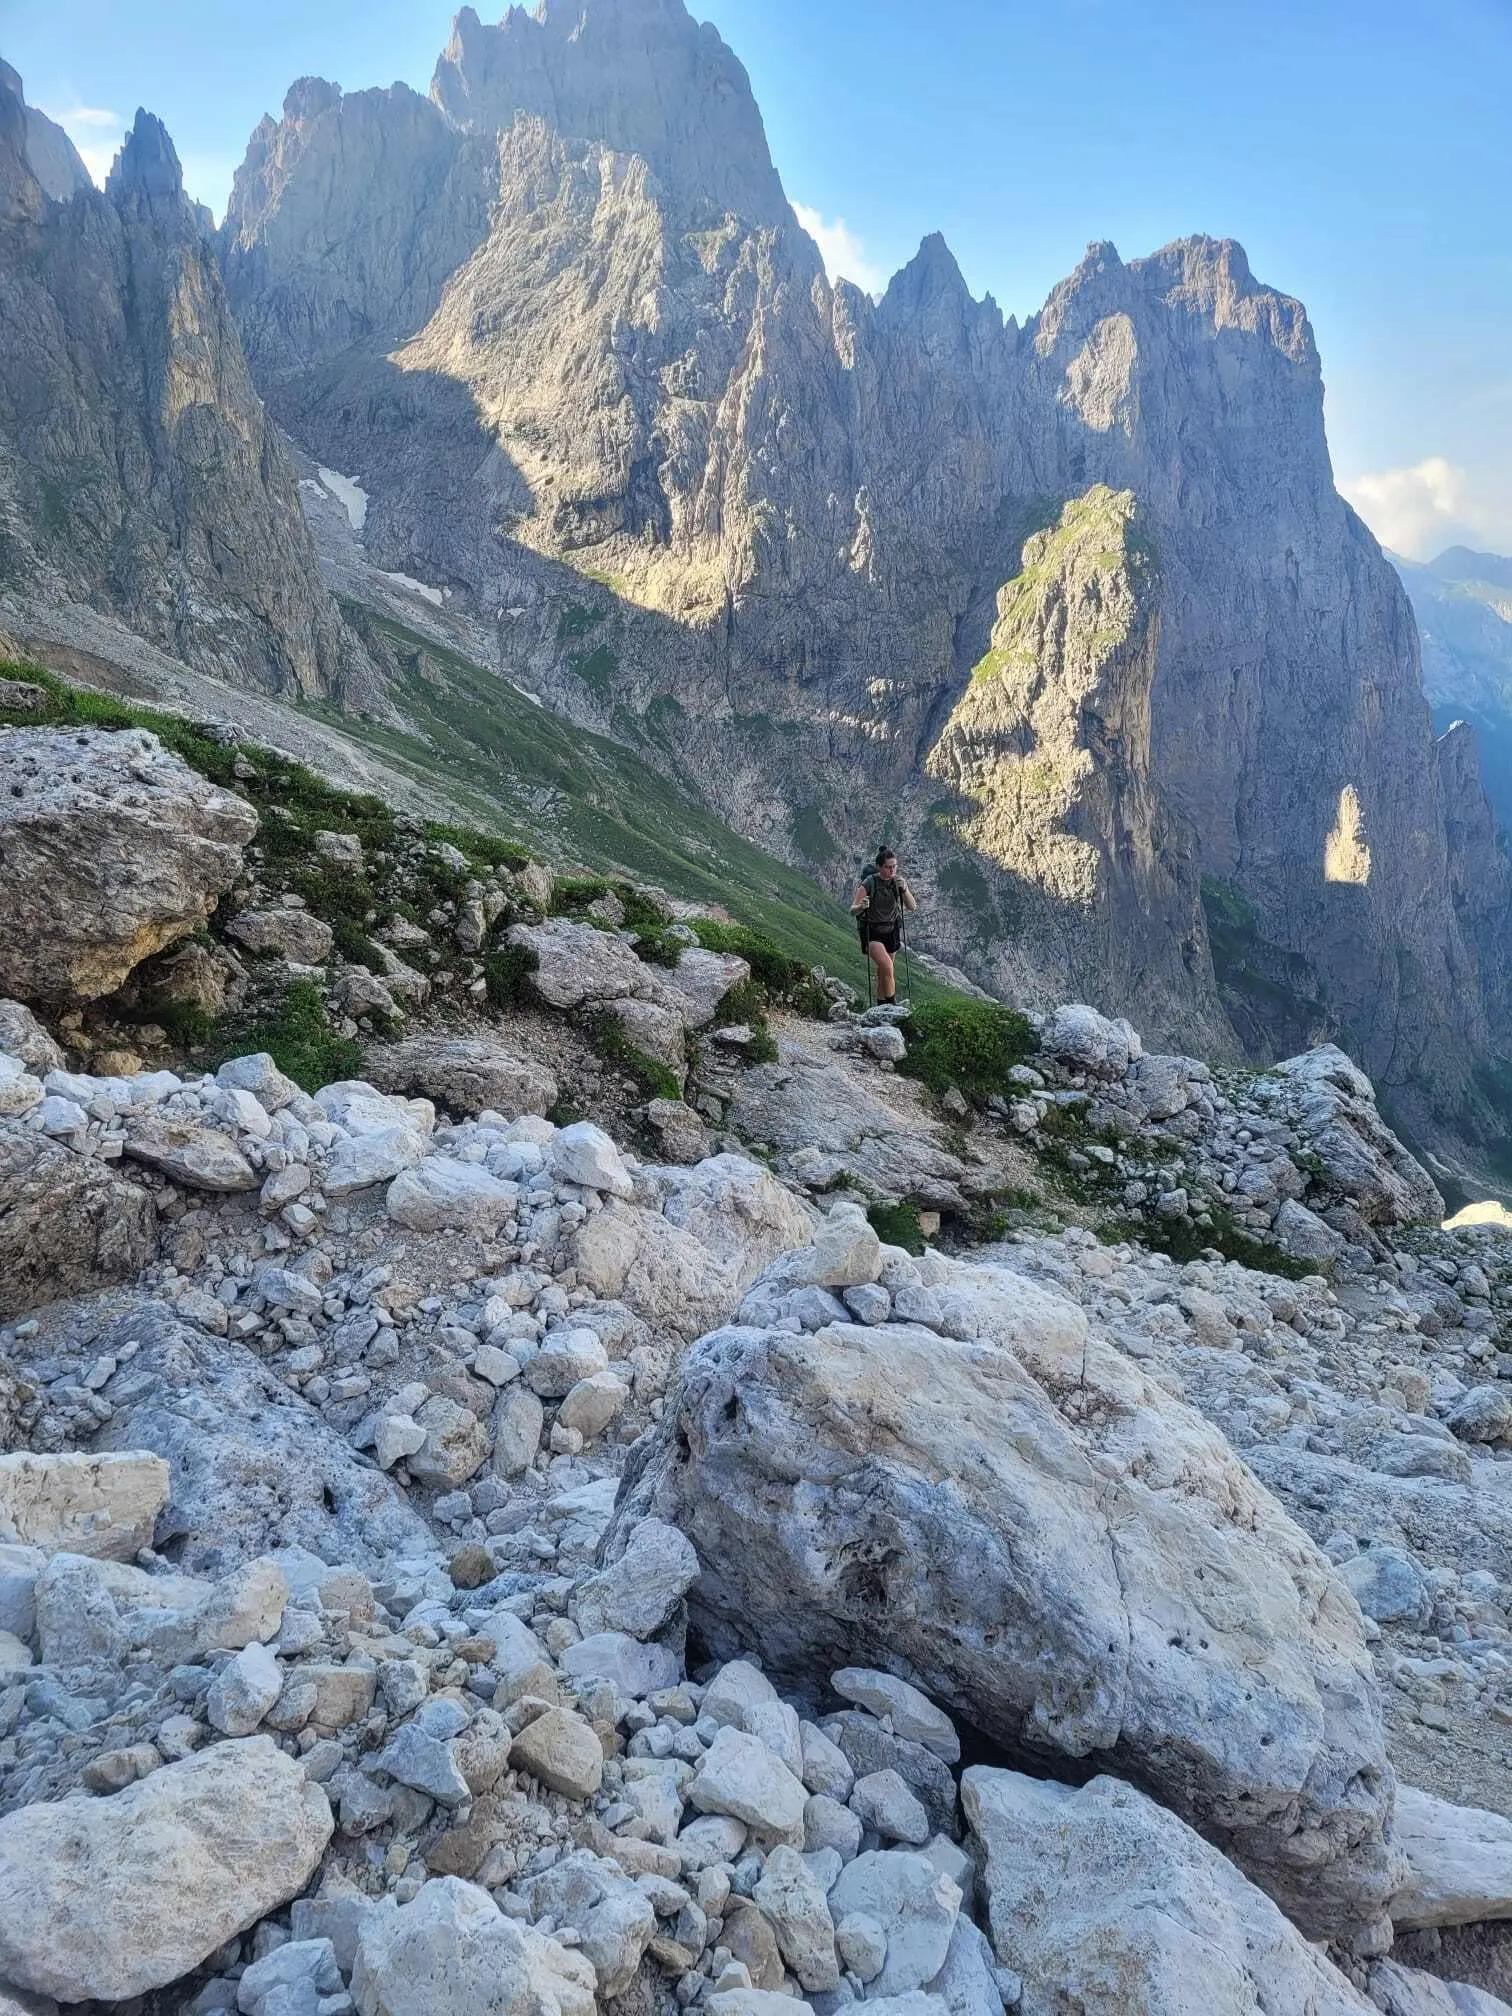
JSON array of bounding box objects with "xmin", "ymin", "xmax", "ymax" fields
[
  {"xmin": 0, "ymin": 1450, "xmax": 169, "ymax": 1559},
  {"xmin": 0, "ymin": 1736, "xmax": 332, "ymax": 2001},
  {"xmin": 1391, "ymin": 1786, "xmax": 1512, "ymax": 1932}
]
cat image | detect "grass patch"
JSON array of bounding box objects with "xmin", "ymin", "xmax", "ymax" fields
[
  {"xmin": 868, "ymin": 1200, "xmax": 924, "ymax": 1255},
  {"xmin": 693, "ymin": 920, "xmax": 830, "ymax": 1017},
  {"xmin": 550, "ymin": 875, "xmax": 613, "ymax": 915},
  {"xmin": 213, "ymin": 980, "xmax": 360, "ymax": 1095},
  {"xmin": 585, "ymin": 1012, "xmax": 683, "ymax": 1102},
  {"xmin": 897, "ymin": 998, "xmax": 1037, "ymax": 1103}
]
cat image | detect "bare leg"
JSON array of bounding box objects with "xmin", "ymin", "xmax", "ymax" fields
[{"xmin": 868, "ymin": 941, "xmax": 895, "ymax": 1000}]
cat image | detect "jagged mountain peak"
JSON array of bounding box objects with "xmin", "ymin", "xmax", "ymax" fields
[
  {"xmin": 430, "ymin": 0, "xmax": 789, "ymax": 224},
  {"xmin": 106, "ymin": 109, "xmax": 185, "ymax": 214},
  {"xmin": 876, "ymin": 229, "xmax": 1007, "ymax": 355}
]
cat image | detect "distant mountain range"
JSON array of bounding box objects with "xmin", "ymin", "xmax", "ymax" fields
[{"xmin": 1394, "ymin": 547, "xmax": 1512, "ymax": 833}]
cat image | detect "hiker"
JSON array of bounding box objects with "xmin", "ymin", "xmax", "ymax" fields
[{"xmin": 852, "ymin": 846, "xmax": 917, "ymax": 1005}]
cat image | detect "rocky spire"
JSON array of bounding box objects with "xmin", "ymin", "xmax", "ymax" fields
[{"xmin": 107, "ymin": 110, "xmax": 188, "ymax": 224}]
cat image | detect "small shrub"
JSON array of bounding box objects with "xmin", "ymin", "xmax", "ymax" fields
[
  {"xmin": 332, "ymin": 918, "xmax": 385, "ymax": 973},
  {"xmin": 550, "ymin": 875, "xmax": 613, "ymax": 916},
  {"xmin": 868, "ymin": 1200, "xmax": 924, "ymax": 1255},
  {"xmin": 424, "ymin": 822, "xmax": 527, "ymax": 872},
  {"xmin": 897, "ymin": 999, "xmax": 1037, "ymax": 1103},
  {"xmin": 484, "ymin": 943, "xmax": 539, "ymax": 1008},
  {"xmin": 715, "ymin": 977, "xmax": 766, "ymax": 1028},
  {"xmin": 151, "ymin": 999, "xmax": 217, "ymax": 1049},
  {"xmin": 694, "ymin": 919, "xmax": 829, "ymax": 1018},
  {"xmin": 617, "ymin": 884, "xmax": 673, "ymax": 932},
  {"xmin": 745, "ymin": 1022, "xmax": 779, "ymax": 1065},
  {"xmin": 630, "ymin": 927, "xmax": 683, "ymax": 968}
]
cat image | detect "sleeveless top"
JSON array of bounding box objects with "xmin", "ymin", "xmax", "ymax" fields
[{"xmin": 861, "ymin": 870, "xmax": 905, "ymax": 929}]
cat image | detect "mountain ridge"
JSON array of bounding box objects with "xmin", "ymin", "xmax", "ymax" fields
[{"xmin": 211, "ymin": 0, "xmax": 1512, "ymax": 1174}]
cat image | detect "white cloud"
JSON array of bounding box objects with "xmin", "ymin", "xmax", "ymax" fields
[
  {"xmin": 1339, "ymin": 455, "xmax": 1496, "ymax": 560},
  {"xmin": 40, "ymin": 104, "xmax": 127, "ymax": 189},
  {"xmin": 792, "ymin": 202, "xmax": 886, "ymax": 298}
]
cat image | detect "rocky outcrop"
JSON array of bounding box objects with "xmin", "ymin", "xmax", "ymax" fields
[
  {"xmin": 0, "ymin": 70, "xmax": 375, "ymax": 703},
  {"xmin": 0, "ymin": 63, "xmax": 90, "ymax": 202},
  {"xmin": 613, "ymin": 1248, "xmax": 1400, "ymax": 1940},
  {"xmin": 0, "ymin": 1127, "xmax": 158, "ymax": 1319},
  {"xmin": 364, "ymin": 1033, "xmax": 558, "ymax": 1120},
  {"xmin": 0, "ymin": 728, "xmax": 256, "ymax": 1002}
]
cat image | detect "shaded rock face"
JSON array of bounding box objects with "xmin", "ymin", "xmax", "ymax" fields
[
  {"xmin": 613, "ymin": 1268, "xmax": 1400, "ymax": 1941},
  {"xmin": 0, "ymin": 64, "xmax": 91, "ymax": 202},
  {"xmin": 215, "ymin": 3, "xmax": 1512, "ymax": 1154},
  {"xmin": 0, "ymin": 73, "xmax": 374, "ymax": 705}
]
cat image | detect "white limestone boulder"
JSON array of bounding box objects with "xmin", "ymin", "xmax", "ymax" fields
[
  {"xmin": 612, "ymin": 1259, "xmax": 1400, "ymax": 1940},
  {"xmin": 0, "ymin": 1450, "xmax": 168, "ymax": 1560},
  {"xmin": 961, "ymin": 1767, "xmax": 1374, "ymax": 2014},
  {"xmin": 0, "ymin": 1737, "xmax": 332, "ymax": 2002}
]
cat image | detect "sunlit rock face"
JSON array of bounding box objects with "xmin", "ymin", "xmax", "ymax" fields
[{"xmin": 218, "ymin": 0, "xmax": 1512, "ymax": 1155}]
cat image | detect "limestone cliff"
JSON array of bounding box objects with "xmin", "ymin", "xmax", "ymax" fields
[
  {"xmin": 215, "ymin": 0, "xmax": 1511, "ymax": 1153},
  {"xmin": 920, "ymin": 488, "xmax": 1231, "ymax": 1055},
  {"xmin": 0, "ymin": 70, "xmax": 375, "ymax": 704}
]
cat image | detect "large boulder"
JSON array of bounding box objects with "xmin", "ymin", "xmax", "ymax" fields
[
  {"xmin": 365, "ymin": 1034, "xmax": 558, "ymax": 1119},
  {"xmin": 0, "ymin": 728, "xmax": 256, "ymax": 1003},
  {"xmin": 0, "ymin": 1737, "xmax": 332, "ymax": 2002},
  {"xmin": 507, "ymin": 919, "xmax": 654, "ymax": 1011},
  {"xmin": 0, "ymin": 1002, "xmax": 63, "ymax": 1074},
  {"xmin": 613, "ymin": 1258, "xmax": 1399, "ymax": 1941},
  {"xmin": 961, "ymin": 1768, "xmax": 1374, "ymax": 2014},
  {"xmin": 1270, "ymin": 1046, "xmax": 1444, "ymax": 1226},
  {"xmin": 352, "ymin": 1875, "xmax": 596, "ymax": 2016},
  {"xmin": 728, "ymin": 1055, "xmax": 989, "ymax": 1211},
  {"xmin": 571, "ymin": 1155, "xmax": 814, "ymax": 1342},
  {"xmin": 0, "ymin": 1126, "xmax": 157, "ymax": 1319},
  {"xmin": 656, "ymin": 947, "xmax": 750, "ymax": 1028},
  {"xmin": 0, "ymin": 1450, "xmax": 168, "ymax": 1559}
]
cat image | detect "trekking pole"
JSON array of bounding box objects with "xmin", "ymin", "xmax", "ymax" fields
[{"xmin": 900, "ymin": 919, "xmax": 913, "ymax": 1006}]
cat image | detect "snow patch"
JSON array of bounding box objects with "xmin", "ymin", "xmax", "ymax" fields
[
  {"xmin": 381, "ymin": 571, "xmax": 444, "ymax": 608},
  {"xmin": 317, "ymin": 466, "xmax": 368, "ymax": 533}
]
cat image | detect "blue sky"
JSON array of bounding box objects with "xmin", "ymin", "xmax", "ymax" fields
[{"xmin": 8, "ymin": 0, "xmax": 1512, "ymax": 556}]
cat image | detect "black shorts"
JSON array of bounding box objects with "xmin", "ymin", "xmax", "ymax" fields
[{"xmin": 864, "ymin": 923, "xmax": 900, "ymax": 954}]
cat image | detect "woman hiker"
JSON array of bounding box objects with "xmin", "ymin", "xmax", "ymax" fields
[{"xmin": 851, "ymin": 846, "xmax": 918, "ymax": 1005}]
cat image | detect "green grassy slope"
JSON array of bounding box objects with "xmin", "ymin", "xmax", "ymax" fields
[{"xmin": 331, "ymin": 605, "xmax": 941, "ymax": 993}]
